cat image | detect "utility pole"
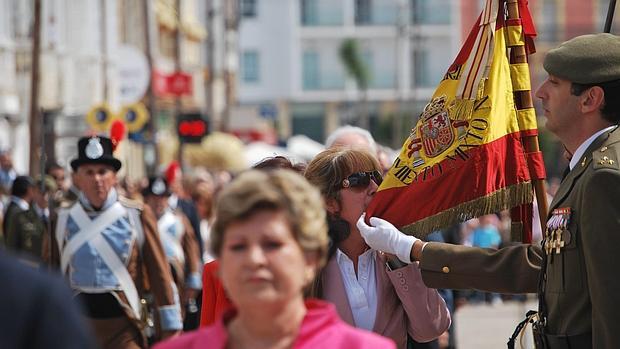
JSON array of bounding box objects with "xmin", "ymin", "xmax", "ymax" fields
[
  {"xmin": 175, "ymin": 0, "xmax": 184, "ymax": 166},
  {"xmin": 222, "ymin": 0, "xmax": 239, "ymax": 132},
  {"xmin": 28, "ymin": 0, "xmax": 42, "ymax": 176},
  {"xmin": 205, "ymin": 0, "xmax": 215, "ymax": 128},
  {"xmin": 100, "ymin": 0, "xmax": 108, "ymax": 102},
  {"xmin": 143, "ymin": 0, "xmax": 159, "ymax": 174}
]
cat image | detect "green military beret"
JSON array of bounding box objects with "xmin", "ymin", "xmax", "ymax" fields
[{"xmin": 543, "ymin": 33, "xmax": 620, "ymax": 84}]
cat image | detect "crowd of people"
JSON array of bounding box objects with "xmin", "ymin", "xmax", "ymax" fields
[{"xmin": 0, "ymin": 32, "xmax": 619, "ymax": 349}]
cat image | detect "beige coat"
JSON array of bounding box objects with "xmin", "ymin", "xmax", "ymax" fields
[{"xmin": 322, "ymin": 252, "xmax": 451, "ymax": 348}]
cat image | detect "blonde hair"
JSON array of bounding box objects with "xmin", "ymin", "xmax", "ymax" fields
[
  {"xmin": 304, "ymin": 147, "xmax": 381, "ymax": 203},
  {"xmin": 211, "ymin": 169, "xmax": 328, "ymax": 267}
]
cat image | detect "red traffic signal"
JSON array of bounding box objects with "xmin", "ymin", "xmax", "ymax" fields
[
  {"xmin": 179, "ymin": 120, "xmax": 206, "ymax": 137},
  {"xmin": 177, "ymin": 113, "xmax": 208, "ymax": 143}
]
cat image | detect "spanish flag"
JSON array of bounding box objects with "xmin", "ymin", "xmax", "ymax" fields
[{"xmin": 366, "ymin": 0, "xmax": 545, "ymax": 238}]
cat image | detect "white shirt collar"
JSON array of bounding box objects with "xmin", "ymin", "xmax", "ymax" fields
[
  {"xmin": 79, "ymin": 187, "xmax": 118, "ymax": 211},
  {"xmin": 34, "ymin": 204, "xmax": 49, "ymax": 218},
  {"xmin": 10, "ymin": 196, "xmax": 29, "ymax": 211},
  {"xmin": 336, "ymin": 248, "xmax": 375, "ymax": 266},
  {"xmin": 569, "ymin": 126, "xmax": 617, "ymax": 170}
]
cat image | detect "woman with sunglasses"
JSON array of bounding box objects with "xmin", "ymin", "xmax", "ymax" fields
[{"xmin": 304, "ymin": 148, "xmax": 451, "ymax": 348}]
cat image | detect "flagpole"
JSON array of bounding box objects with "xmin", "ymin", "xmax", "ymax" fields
[
  {"xmin": 605, "ymin": 0, "xmax": 617, "ymax": 33},
  {"xmin": 506, "ymin": 0, "xmax": 548, "ymax": 242}
]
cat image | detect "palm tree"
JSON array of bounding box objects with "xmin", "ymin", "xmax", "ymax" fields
[{"xmin": 339, "ymin": 38, "xmax": 370, "ymax": 129}]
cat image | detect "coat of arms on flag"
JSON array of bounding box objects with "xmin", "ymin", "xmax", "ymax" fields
[{"xmin": 366, "ymin": 0, "xmax": 546, "ymax": 239}]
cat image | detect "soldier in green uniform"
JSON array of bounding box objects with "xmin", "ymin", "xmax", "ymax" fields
[
  {"xmin": 357, "ymin": 33, "xmax": 620, "ymax": 348},
  {"xmin": 4, "ymin": 175, "xmax": 56, "ymax": 266}
]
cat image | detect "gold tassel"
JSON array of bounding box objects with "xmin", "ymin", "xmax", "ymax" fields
[{"xmin": 401, "ymin": 181, "xmax": 533, "ymax": 238}]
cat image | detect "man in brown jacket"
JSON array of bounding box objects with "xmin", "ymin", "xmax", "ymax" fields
[
  {"xmin": 357, "ymin": 33, "xmax": 620, "ymax": 348},
  {"xmin": 44, "ymin": 136, "xmax": 182, "ymax": 348},
  {"xmin": 143, "ymin": 176, "xmax": 202, "ymax": 316}
]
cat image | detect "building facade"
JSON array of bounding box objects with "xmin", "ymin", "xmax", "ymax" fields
[
  {"xmin": 0, "ymin": 0, "xmax": 213, "ymax": 177},
  {"xmin": 235, "ymin": 0, "xmax": 461, "ymax": 147}
]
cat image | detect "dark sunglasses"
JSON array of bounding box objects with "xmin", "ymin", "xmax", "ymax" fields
[{"xmin": 340, "ymin": 170, "xmax": 383, "ymax": 189}]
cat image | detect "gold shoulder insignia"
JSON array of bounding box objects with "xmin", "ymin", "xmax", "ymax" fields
[
  {"xmin": 593, "ymin": 145, "xmax": 619, "ymax": 170},
  {"xmin": 119, "ymin": 196, "xmax": 144, "ymax": 210}
]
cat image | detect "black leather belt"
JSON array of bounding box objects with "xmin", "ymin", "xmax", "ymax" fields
[
  {"xmin": 76, "ymin": 292, "xmax": 125, "ymax": 319},
  {"xmin": 543, "ymin": 332, "xmax": 592, "ymax": 349}
]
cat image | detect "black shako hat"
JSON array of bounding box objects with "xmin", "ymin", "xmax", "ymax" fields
[
  {"xmin": 70, "ymin": 136, "xmax": 122, "ymax": 172},
  {"xmin": 142, "ymin": 176, "xmax": 171, "ymax": 197}
]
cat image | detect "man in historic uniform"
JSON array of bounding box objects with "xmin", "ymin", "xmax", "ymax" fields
[
  {"xmin": 142, "ymin": 176, "xmax": 202, "ymax": 317},
  {"xmin": 357, "ymin": 33, "xmax": 620, "ymax": 348},
  {"xmin": 44, "ymin": 136, "xmax": 182, "ymax": 348}
]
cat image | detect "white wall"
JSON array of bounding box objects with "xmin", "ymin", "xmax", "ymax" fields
[{"xmin": 237, "ymin": 0, "xmax": 295, "ymax": 102}]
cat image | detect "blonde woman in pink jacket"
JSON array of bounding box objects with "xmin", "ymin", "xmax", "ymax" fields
[
  {"xmin": 155, "ymin": 169, "xmax": 394, "ymax": 349},
  {"xmin": 304, "ymin": 148, "xmax": 451, "ymax": 348}
]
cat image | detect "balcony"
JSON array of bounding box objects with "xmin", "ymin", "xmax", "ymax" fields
[{"xmin": 355, "ymin": 1, "xmax": 399, "ymax": 26}]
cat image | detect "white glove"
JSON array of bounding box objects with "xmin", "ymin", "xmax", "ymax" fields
[{"xmin": 356, "ymin": 214, "xmax": 418, "ymax": 264}]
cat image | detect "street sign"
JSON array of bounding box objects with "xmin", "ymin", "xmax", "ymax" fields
[
  {"xmin": 115, "ymin": 45, "xmax": 150, "ymax": 105},
  {"xmin": 177, "ymin": 113, "xmax": 208, "ymax": 143},
  {"xmin": 153, "ymin": 70, "xmax": 193, "ymax": 97},
  {"xmin": 258, "ymin": 103, "xmax": 278, "ymax": 120}
]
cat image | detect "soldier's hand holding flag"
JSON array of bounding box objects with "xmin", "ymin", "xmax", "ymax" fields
[{"xmin": 356, "ymin": 213, "xmax": 420, "ymax": 264}]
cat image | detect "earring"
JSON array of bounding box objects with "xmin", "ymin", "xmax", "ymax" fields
[{"xmin": 304, "ymin": 268, "xmax": 315, "ymax": 284}]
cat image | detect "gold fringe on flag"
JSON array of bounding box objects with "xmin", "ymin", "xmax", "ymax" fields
[{"xmin": 400, "ymin": 181, "xmax": 534, "ymax": 239}]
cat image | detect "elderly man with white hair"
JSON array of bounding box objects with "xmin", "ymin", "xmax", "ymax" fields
[{"xmin": 325, "ymin": 125, "xmax": 395, "ymax": 172}]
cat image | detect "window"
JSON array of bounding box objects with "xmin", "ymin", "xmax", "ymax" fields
[
  {"xmin": 412, "ymin": 41, "xmax": 451, "ymax": 88},
  {"xmin": 538, "ymin": 0, "xmax": 558, "ymax": 42},
  {"xmin": 355, "ymin": 0, "xmax": 372, "ymax": 25},
  {"xmin": 241, "ymin": 0, "xmax": 257, "ymax": 18},
  {"xmin": 301, "ymin": 0, "xmax": 344, "ymax": 26},
  {"xmin": 301, "ymin": 0, "xmax": 318, "ymax": 25},
  {"xmin": 413, "ymin": 49, "xmax": 431, "ymax": 87},
  {"xmin": 242, "ymin": 51, "xmax": 259, "ymax": 83},
  {"xmin": 302, "ymin": 51, "xmax": 320, "ymax": 90},
  {"xmin": 411, "ymin": 0, "xmax": 450, "ymax": 25}
]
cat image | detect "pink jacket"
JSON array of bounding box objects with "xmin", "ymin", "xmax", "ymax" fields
[
  {"xmin": 154, "ymin": 299, "xmax": 395, "ymax": 349},
  {"xmin": 322, "ymin": 253, "xmax": 451, "ymax": 348}
]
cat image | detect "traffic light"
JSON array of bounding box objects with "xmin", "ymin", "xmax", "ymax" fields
[{"xmin": 177, "ymin": 113, "xmax": 208, "ymax": 144}]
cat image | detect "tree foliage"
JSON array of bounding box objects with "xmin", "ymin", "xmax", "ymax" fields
[{"xmin": 339, "ymin": 38, "xmax": 369, "ymax": 90}]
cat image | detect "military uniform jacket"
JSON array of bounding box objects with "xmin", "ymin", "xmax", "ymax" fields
[
  {"xmin": 3, "ymin": 201, "xmax": 25, "ymax": 244},
  {"xmin": 4, "ymin": 201, "xmax": 46, "ymax": 263},
  {"xmin": 419, "ymin": 128, "xmax": 620, "ymax": 348},
  {"xmin": 43, "ymin": 194, "xmax": 183, "ymax": 332}
]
